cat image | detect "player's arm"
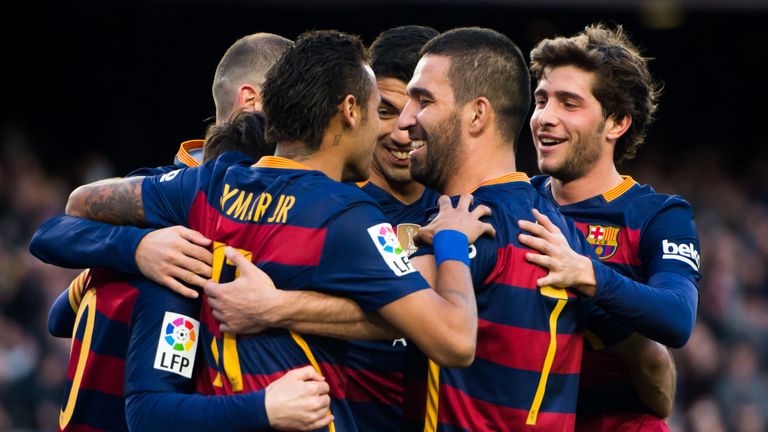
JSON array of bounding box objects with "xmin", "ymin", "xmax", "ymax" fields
[
  {"xmin": 610, "ymin": 333, "xmax": 676, "ymax": 418},
  {"xmin": 124, "ymin": 283, "xmax": 331, "ymax": 431},
  {"xmin": 205, "ymin": 252, "xmax": 397, "ymax": 339},
  {"xmin": 30, "ymin": 215, "xmax": 212, "ymax": 297},
  {"xmin": 376, "ymin": 194, "xmax": 494, "ymax": 367},
  {"xmin": 518, "ymin": 208, "xmax": 698, "ymax": 348},
  {"xmin": 48, "ymin": 269, "xmax": 93, "ymax": 337},
  {"xmin": 65, "ymin": 176, "xmax": 147, "ymax": 225}
]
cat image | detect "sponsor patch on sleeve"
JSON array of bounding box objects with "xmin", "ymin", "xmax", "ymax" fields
[
  {"xmin": 367, "ymin": 223, "xmax": 416, "ymax": 276},
  {"xmin": 153, "ymin": 311, "xmax": 199, "ymax": 378}
]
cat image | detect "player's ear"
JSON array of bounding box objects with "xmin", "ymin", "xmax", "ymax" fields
[
  {"xmin": 339, "ymin": 94, "xmax": 358, "ymax": 128},
  {"xmin": 467, "ymin": 96, "xmax": 491, "ymax": 136},
  {"xmin": 605, "ymin": 114, "xmax": 632, "ymax": 142},
  {"xmin": 237, "ymin": 84, "xmax": 261, "ymax": 113}
]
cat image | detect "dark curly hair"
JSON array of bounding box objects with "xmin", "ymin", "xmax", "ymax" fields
[{"xmin": 530, "ymin": 23, "xmax": 660, "ymax": 163}]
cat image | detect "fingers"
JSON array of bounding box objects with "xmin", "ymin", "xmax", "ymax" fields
[
  {"xmin": 470, "ymin": 204, "xmax": 492, "ymax": 219},
  {"xmin": 303, "ymin": 413, "xmax": 333, "ymax": 431},
  {"xmin": 518, "ymin": 219, "xmax": 548, "ymax": 238},
  {"xmin": 436, "ymin": 194, "xmax": 452, "ymax": 210},
  {"xmin": 532, "ymin": 209, "xmax": 559, "ymax": 233},
  {"xmin": 162, "ymin": 276, "xmax": 199, "ymax": 299},
  {"xmin": 287, "ymin": 365, "xmax": 324, "ymax": 382},
  {"xmin": 178, "ymin": 226, "xmax": 213, "ymax": 248},
  {"xmin": 481, "ymin": 222, "xmax": 496, "ymax": 239},
  {"xmin": 224, "ymin": 247, "xmax": 254, "ymax": 276},
  {"xmin": 456, "ymin": 193, "xmax": 473, "ymax": 211},
  {"xmin": 180, "ymin": 242, "xmax": 213, "ymax": 269},
  {"xmin": 203, "ymin": 280, "xmax": 220, "ymax": 299},
  {"xmin": 524, "ymin": 251, "xmax": 551, "ymax": 269},
  {"xmin": 518, "ymin": 233, "xmax": 550, "ymax": 254}
]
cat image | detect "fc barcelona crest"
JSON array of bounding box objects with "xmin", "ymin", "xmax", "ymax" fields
[
  {"xmin": 396, "ymin": 223, "xmax": 421, "ymax": 256},
  {"xmin": 586, "ymin": 225, "xmax": 621, "ymax": 260}
]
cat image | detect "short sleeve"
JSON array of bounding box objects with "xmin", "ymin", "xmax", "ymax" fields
[
  {"xmin": 312, "ymin": 203, "xmax": 430, "ymax": 312},
  {"xmin": 124, "ymin": 280, "xmax": 202, "ymax": 396}
]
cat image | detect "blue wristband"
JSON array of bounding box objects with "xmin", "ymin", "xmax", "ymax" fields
[{"xmin": 433, "ymin": 230, "xmax": 470, "ymax": 267}]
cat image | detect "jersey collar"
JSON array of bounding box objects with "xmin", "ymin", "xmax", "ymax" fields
[
  {"xmin": 175, "ymin": 140, "xmax": 204, "ymax": 167},
  {"xmin": 254, "ymin": 156, "xmax": 313, "ymax": 170},
  {"xmin": 471, "ymin": 172, "xmax": 530, "ymax": 192},
  {"xmin": 602, "ymin": 175, "xmax": 637, "ymax": 202}
]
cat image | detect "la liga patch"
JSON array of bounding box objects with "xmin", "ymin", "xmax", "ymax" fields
[{"xmin": 154, "ymin": 311, "xmax": 199, "ymax": 378}]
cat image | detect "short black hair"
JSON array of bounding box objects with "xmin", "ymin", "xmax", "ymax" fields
[
  {"xmin": 370, "ymin": 25, "xmax": 439, "ymax": 83},
  {"xmin": 203, "ymin": 110, "xmax": 274, "ymax": 162},
  {"xmin": 262, "ymin": 30, "xmax": 371, "ymax": 152},
  {"xmin": 421, "ymin": 27, "xmax": 531, "ymax": 146}
]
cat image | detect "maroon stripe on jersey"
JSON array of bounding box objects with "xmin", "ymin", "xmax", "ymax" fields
[
  {"xmin": 188, "ymin": 193, "xmax": 327, "ymax": 266},
  {"xmin": 438, "ymin": 384, "xmax": 576, "ymax": 432},
  {"xmin": 80, "ymin": 352, "xmax": 125, "ymax": 396},
  {"xmin": 345, "ymin": 368, "xmax": 404, "ymax": 405},
  {"xmin": 475, "ymin": 319, "xmax": 583, "ymax": 374},
  {"xmin": 318, "ymin": 361, "xmax": 348, "ymax": 399},
  {"xmin": 65, "ymin": 339, "xmax": 125, "ymax": 397},
  {"xmin": 89, "ymin": 280, "xmax": 138, "ymax": 326},
  {"xmin": 574, "ymin": 222, "xmax": 641, "ymax": 266},
  {"xmin": 483, "ymin": 246, "xmax": 576, "ymax": 298}
]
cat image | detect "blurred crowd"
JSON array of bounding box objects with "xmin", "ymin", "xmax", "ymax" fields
[{"xmin": 1, "ymin": 123, "xmax": 767, "ymax": 431}]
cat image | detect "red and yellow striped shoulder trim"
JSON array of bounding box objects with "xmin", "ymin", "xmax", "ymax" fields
[
  {"xmin": 177, "ymin": 140, "xmax": 204, "ymax": 167},
  {"xmin": 68, "ymin": 269, "xmax": 92, "ymax": 313},
  {"xmin": 254, "ymin": 156, "xmax": 312, "ymax": 170},
  {"xmin": 602, "ymin": 176, "xmax": 637, "ymax": 202},
  {"xmin": 355, "ymin": 180, "xmax": 370, "ymax": 188},
  {"xmin": 471, "ymin": 172, "xmax": 530, "ymax": 192}
]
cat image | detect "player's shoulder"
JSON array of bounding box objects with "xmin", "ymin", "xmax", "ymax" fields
[{"xmin": 625, "ymin": 180, "xmax": 694, "ymax": 215}]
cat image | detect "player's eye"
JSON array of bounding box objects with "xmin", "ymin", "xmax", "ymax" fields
[{"xmin": 378, "ymin": 107, "xmax": 396, "ymax": 119}]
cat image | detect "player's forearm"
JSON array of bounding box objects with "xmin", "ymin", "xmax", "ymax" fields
[
  {"xmin": 125, "ymin": 390, "xmax": 269, "ymax": 431},
  {"xmin": 430, "ymin": 260, "xmax": 478, "ymax": 365},
  {"xmin": 66, "ymin": 176, "xmax": 147, "ymax": 226},
  {"xmin": 269, "ymin": 290, "xmax": 369, "ymax": 327},
  {"xmin": 613, "ymin": 334, "xmax": 676, "ymax": 418},
  {"xmin": 288, "ymin": 313, "xmax": 400, "ymax": 340},
  {"xmin": 30, "ymin": 215, "xmax": 151, "ymax": 273},
  {"xmin": 592, "ymin": 265, "xmax": 698, "ymax": 348}
]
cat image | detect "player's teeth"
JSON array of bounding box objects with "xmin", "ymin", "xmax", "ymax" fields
[
  {"xmin": 391, "ymin": 150, "xmax": 409, "ymax": 160},
  {"xmin": 541, "ymin": 138, "xmax": 563, "ymax": 145},
  {"xmin": 411, "ymin": 140, "xmax": 426, "ymax": 149}
]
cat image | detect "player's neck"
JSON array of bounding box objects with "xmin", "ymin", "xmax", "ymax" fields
[
  {"xmin": 550, "ymin": 161, "xmax": 623, "ymax": 205},
  {"xmin": 368, "ymin": 170, "xmax": 425, "ymax": 204},
  {"xmin": 274, "ymin": 141, "xmax": 344, "ymax": 182},
  {"xmin": 443, "ymin": 142, "xmax": 517, "ymax": 195}
]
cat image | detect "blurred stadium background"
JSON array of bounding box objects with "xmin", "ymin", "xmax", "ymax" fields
[{"xmin": 3, "ymin": 0, "xmax": 768, "ymax": 430}]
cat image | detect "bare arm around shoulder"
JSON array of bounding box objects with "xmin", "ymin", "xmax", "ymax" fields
[
  {"xmin": 66, "ymin": 176, "xmax": 147, "ymax": 225},
  {"xmin": 205, "ymin": 249, "xmax": 397, "ymax": 340},
  {"xmin": 376, "ymin": 195, "xmax": 494, "ymax": 368},
  {"xmin": 611, "ymin": 333, "xmax": 676, "ymax": 418}
]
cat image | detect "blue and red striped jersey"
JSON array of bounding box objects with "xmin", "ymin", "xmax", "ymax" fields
[
  {"xmin": 403, "ymin": 173, "xmax": 608, "ymax": 432},
  {"xmin": 346, "ymin": 182, "xmax": 439, "ymax": 431},
  {"xmin": 531, "ymin": 175, "xmax": 701, "ymax": 430},
  {"xmin": 141, "ymin": 155, "xmax": 431, "ymax": 431},
  {"xmin": 45, "ymin": 141, "xmax": 205, "ymax": 432},
  {"xmin": 54, "ymin": 269, "xmax": 200, "ymax": 432}
]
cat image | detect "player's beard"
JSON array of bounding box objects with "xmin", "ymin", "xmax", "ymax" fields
[
  {"xmin": 410, "ymin": 111, "xmax": 462, "ymax": 193},
  {"xmin": 544, "ymin": 120, "xmax": 604, "ymax": 183}
]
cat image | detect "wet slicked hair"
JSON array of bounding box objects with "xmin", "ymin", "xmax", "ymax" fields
[
  {"xmin": 212, "ymin": 33, "xmax": 291, "ymax": 122},
  {"xmin": 262, "ymin": 30, "xmax": 371, "ymax": 152},
  {"xmin": 420, "ymin": 27, "xmax": 531, "ymax": 146},
  {"xmin": 530, "ymin": 23, "xmax": 660, "ymax": 163},
  {"xmin": 370, "ymin": 25, "xmax": 438, "ymax": 82}
]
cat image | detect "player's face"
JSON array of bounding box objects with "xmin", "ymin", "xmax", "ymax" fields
[
  {"xmin": 370, "ymin": 77, "xmax": 415, "ymax": 184},
  {"xmin": 343, "ymin": 65, "xmax": 381, "ymax": 183},
  {"xmin": 398, "ymin": 55, "xmax": 463, "ymax": 193},
  {"xmin": 530, "ymin": 65, "xmax": 607, "ymax": 182}
]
